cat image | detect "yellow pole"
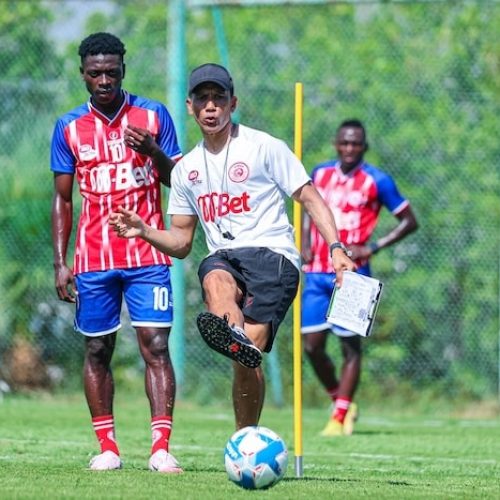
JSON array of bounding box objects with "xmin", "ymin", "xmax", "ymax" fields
[{"xmin": 293, "ymin": 82, "xmax": 304, "ymax": 478}]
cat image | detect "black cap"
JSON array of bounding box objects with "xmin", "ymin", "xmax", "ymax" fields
[{"xmin": 188, "ymin": 63, "xmax": 234, "ymax": 94}]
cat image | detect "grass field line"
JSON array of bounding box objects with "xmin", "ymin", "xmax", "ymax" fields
[{"xmin": 0, "ymin": 438, "xmax": 497, "ymax": 466}]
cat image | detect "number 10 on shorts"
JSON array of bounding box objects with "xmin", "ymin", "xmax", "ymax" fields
[{"xmin": 153, "ymin": 286, "xmax": 169, "ymax": 311}]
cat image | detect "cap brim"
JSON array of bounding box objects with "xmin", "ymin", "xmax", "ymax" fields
[{"xmin": 189, "ymin": 78, "xmax": 231, "ymax": 94}]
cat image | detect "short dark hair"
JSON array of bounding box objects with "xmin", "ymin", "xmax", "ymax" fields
[
  {"xmin": 335, "ymin": 118, "xmax": 368, "ymax": 144},
  {"xmin": 337, "ymin": 119, "xmax": 367, "ymax": 141},
  {"xmin": 78, "ymin": 32, "xmax": 126, "ymax": 62}
]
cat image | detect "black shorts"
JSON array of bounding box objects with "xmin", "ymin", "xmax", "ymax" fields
[{"xmin": 198, "ymin": 247, "xmax": 299, "ymax": 352}]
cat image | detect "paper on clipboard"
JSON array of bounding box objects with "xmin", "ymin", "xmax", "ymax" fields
[{"xmin": 326, "ymin": 271, "xmax": 383, "ymax": 337}]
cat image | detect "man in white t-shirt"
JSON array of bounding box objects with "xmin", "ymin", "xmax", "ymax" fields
[{"xmin": 110, "ymin": 63, "xmax": 355, "ymax": 430}]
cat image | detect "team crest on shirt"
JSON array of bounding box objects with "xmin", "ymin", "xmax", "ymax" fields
[
  {"xmin": 188, "ymin": 170, "xmax": 202, "ymax": 185},
  {"xmin": 346, "ymin": 191, "xmax": 367, "ymax": 207},
  {"xmin": 228, "ymin": 162, "xmax": 249, "ymax": 183}
]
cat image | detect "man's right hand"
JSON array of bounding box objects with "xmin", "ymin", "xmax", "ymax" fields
[
  {"xmin": 109, "ymin": 206, "xmax": 148, "ymax": 239},
  {"xmin": 54, "ymin": 264, "xmax": 76, "ymax": 303}
]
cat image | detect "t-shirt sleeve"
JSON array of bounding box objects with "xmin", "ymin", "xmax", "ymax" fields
[
  {"xmin": 157, "ymin": 105, "xmax": 182, "ymax": 162},
  {"xmin": 376, "ymin": 171, "xmax": 409, "ymax": 214},
  {"xmin": 50, "ymin": 119, "xmax": 75, "ymax": 174},
  {"xmin": 167, "ymin": 162, "xmax": 197, "ymax": 215},
  {"xmin": 265, "ymin": 137, "xmax": 311, "ymax": 196}
]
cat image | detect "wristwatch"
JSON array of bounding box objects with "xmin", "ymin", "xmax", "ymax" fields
[
  {"xmin": 368, "ymin": 242, "xmax": 380, "ymax": 255},
  {"xmin": 329, "ymin": 242, "xmax": 348, "ymax": 255}
]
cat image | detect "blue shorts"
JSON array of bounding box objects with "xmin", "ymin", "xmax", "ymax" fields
[
  {"xmin": 74, "ymin": 265, "xmax": 173, "ymax": 337},
  {"xmin": 301, "ymin": 266, "xmax": 370, "ymax": 338}
]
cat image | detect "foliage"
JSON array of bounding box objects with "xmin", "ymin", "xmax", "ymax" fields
[
  {"xmin": 0, "ymin": 3, "xmax": 59, "ymax": 154},
  {"xmin": 0, "ymin": 1, "xmax": 499, "ymax": 402}
]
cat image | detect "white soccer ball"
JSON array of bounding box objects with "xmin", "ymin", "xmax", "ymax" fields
[{"xmin": 224, "ymin": 425, "xmax": 288, "ymax": 490}]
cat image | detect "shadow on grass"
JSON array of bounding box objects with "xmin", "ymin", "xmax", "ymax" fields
[{"xmin": 283, "ymin": 476, "xmax": 413, "ymax": 486}]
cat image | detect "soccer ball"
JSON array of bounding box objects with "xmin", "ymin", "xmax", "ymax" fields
[{"xmin": 224, "ymin": 425, "xmax": 288, "ymax": 490}]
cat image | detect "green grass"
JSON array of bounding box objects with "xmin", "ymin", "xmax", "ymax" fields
[{"xmin": 0, "ymin": 393, "xmax": 499, "ymax": 499}]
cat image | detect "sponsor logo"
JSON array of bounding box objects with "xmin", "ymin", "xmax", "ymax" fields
[
  {"xmin": 228, "ymin": 162, "xmax": 249, "ymax": 183},
  {"xmin": 79, "ymin": 144, "xmax": 97, "ymax": 161},
  {"xmin": 197, "ymin": 191, "xmax": 251, "ymax": 222},
  {"xmin": 89, "ymin": 162, "xmax": 155, "ymax": 193},
  {"xmin": 188, "ymin": 170, "xmax": 202, "ymax": 185}
]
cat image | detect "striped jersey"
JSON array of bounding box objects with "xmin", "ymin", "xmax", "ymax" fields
[
  {"xmin": 303, "ymin": 161, "xmax": 409, "ymax": 273},
  {"xmin": 50, "ymin": 92, "xmax": 182, "ymax": 275}
]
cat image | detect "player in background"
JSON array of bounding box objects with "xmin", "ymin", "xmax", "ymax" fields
[
  {"xmin": 301, "ymin": 119, "xmax": 418, "ymax": 436},
  {"xmin": 109, "ymin": 63, "xmax": 356, "ymax": 430},
  {"xmin": 50, "ymin": 32, "xmax": 183, "ymax": 472}
]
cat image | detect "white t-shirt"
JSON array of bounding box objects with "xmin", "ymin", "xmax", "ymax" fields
[{"xmin": 167, "ymin": 124, "xmax": 311, "ymax": 269}]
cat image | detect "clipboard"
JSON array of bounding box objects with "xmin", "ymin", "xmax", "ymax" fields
[{"xmin": 326, "ymin": 271, "xmax": 383, "ymax": 337}]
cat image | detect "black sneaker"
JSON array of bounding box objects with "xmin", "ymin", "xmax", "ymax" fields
[{"xmin": 196, "ymin": 312, "xmax": 262, "ymax": 368}]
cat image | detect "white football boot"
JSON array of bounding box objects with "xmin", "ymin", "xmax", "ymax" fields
[
  {"xmin": 89, "ymin": 450, "xmax": 122, "ymax": 470},
  {"xmin": 149, "ymin": 449, "xmax": 183, "ymax": 473}
]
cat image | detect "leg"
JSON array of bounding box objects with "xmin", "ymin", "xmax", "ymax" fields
[
  {"xmin": 197, "ymin": 270, "xmax": 262, "ymax": 368},
  {"xmin": 232, "ymin": 363, "xmax": 265, "ymax": 429},
  {"xmin": 202, "ymin": 269, "xmax": 244, "ymax": 327},
  {"xmin": 202, "ymin": 270, "xmax": 269, "ymax": 428},
  {"xmin": 303, "ymin": 330, "xmax": 338, "ymax": 392},
  {"xmin": 232, "ymin": 321, "xmax": 270, "ymax": 429},
  {"xmin": 84, "ymin": 333, "xmax": 122, "ymax": 469},
  {"xmin": 75, "ymin": 271, "xmax": 123, "ymax": 469},
  {"xmin": 137, "ymin": 326, "xmax": 182, "ymax": 474},
  {"xmin": 323, "ymin": 335, "xmax": 361, "ymax": 436},
  {"xmin": 337, "ymin": 335, "xmax": 362, "ymax": 399},
  {"xmin": 84, "ymin": 333, "xmax": 116, "ymax": 417},
  {"xmin": 136, "ymin": 326, "xmax": 175, "ymax": 418}
]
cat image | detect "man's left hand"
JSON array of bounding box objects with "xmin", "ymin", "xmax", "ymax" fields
[{"xmin": 331, "ymin": 249, "xmax": 357, "ymax": 287}]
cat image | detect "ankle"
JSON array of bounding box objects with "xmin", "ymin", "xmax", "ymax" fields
[{"xmin": 92, "ymin": 415, "xmax": 120, "ymax": 455}]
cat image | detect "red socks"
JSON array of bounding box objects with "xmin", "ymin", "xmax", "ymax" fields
[
  {"xmin": 92, "ymin": 415, "xmax": 119, "ymax": 455},
  {"xmin": 151, "ymin": 416, "xmax": 172, "ymax": 454},
  {"xmin": 333, "ymin": 397, "xmax": 352, "ymax": 424},
  {"xmin": 92, "ymin": 415, "xmax": 173, "ymax": 455}
]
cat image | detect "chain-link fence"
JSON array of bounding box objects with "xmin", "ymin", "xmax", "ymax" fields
[{"xmin": 1, "ymin": 0, "xmax": 499, "ymax": 407}]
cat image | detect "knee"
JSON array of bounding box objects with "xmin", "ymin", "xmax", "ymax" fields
[
  {"xmin": 303, "ymin": 339, "xmax": 323, "ymax": 360},
  {"xmin": 203, "ymin": 271, "xmax": 239, "ymax": 301},
  {"xmin": 344, "ymin": 350, "xmax": 361, "ymax": 365},
  {"xmin": 85, "ymin": 338, "xmax": 113, "ymax": 364},
  {"xmin": 141, "ymin": 332, "xmax": 169, "ymax": 364},
  {"xmin": 342, "ymin": 342, "xmax": 362, "ymax": 364}
]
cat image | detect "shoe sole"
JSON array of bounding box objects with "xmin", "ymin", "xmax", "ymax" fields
[
  {"xmin": 150, "ymin": 465, "xmax": 183, "ymax": 474},
  {"xmin": 89, "ymin": 464, "xmax": 122, "ymax": 471},
  {"xmin": 89, "ymin": 460, "xmax": 122, "ymax": 471},
  {"xmin": 197, "ymin": 312, "xmax": 262, "ymax": 368}
]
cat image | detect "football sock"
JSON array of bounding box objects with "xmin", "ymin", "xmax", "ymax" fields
[
  {"xmin": 92, "ymin": 415, "xmax": 119, "ymax": 455},
  {"xmin": 326, "ymin": 385, "xmax": 339, "ymax": 404},
  {"xmin": 333, "ymin": 397, "xmax": 352, "ymax": 424},
  {"xmin": 151, "ymin": 416, "xmax": 172, "ymax": 454}
]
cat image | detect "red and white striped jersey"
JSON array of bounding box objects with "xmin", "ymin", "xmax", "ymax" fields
[
  {"xmin": 50, "ymin": 92, "xmax": 182, "ymax": 275},
  {"xmin": 303, "ymin": 161, "xmax": 409, "ymax": 273}
]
